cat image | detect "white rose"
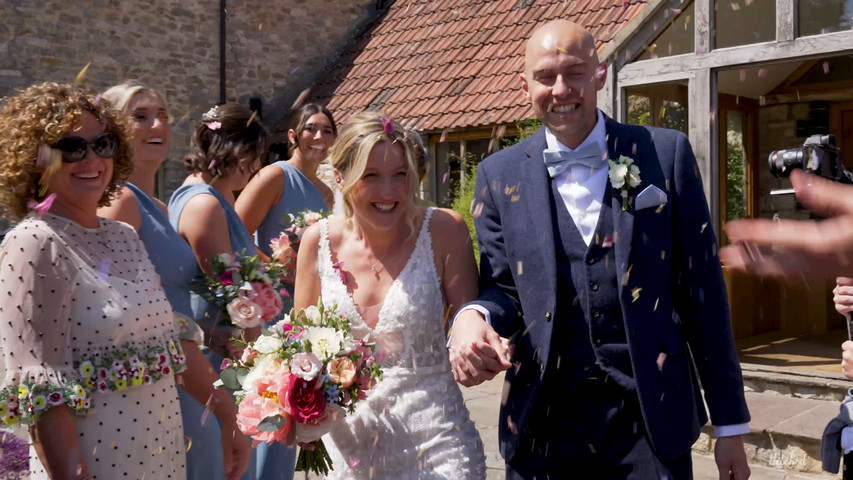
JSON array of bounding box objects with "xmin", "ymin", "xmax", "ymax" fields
[
  {"xmin": 303, "ymin": 306, "xmax": 322, "ymax": 325},
  {"xmin": 253, "ymin": 335, "xmax": 284, "ymax": 355},
  {"xmin": 303, "ymin": 211, "xmax": 323, "ymax": 224},
  {"xmin": 226, "ymin": 298, "xmax": 263, "ymax": 328},
  {"xmin": 627, "ymin": 165, "xmax": 642, "ymax": 188},
  {"xmin": 217, "ymin": 253, "xmax": 232, "ymax": 265},
  {"xmin": 303, "ymin": 326, "xmax": 342, "ymax": 360},
  {"xmin": 290, "ymin": 352, "xmax": 323, "ymax": 381},
  {"xmin": 608, "ymin": 162, "xmax": 628, "ymax": 189}
]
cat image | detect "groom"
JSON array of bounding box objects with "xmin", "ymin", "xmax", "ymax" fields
[{"xmin": 449, "ymin": 20, "xmax": 751, "ymax": 478}]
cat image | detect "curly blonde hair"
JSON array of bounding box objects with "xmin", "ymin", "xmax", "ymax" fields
[
  {"xmin": 0, "ymin": 82, "xmax": 134, "ymax": 221},
  {"xmin": 329, "ymin": 112, "xmax": 421, "ymax": 233}
]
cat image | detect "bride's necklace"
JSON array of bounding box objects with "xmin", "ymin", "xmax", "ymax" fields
[{"xmin": 368, "ymin": 248, "xmax": 394, "ymax": 275}]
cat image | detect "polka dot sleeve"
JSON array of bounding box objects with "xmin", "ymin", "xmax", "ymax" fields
[{"xmin": 0, "ymin": 222, "xmax": 90, "ymax": 425}]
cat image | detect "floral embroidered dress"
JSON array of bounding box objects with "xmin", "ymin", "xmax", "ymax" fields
[
  {"xmin": 317, "ymin": 209, "xmax": 486, "ymax": 479},
  {"xmin": 0, "ymin": 213, "xmax": 187, "ymax": 479}
]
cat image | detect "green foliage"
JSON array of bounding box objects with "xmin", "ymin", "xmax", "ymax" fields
[
  {"xmin": 448, "ymin": 152, "xmax": 481, "ymax": 266},
  {"xmin": 726, "ymin": 138, "xmax": 747, "ymax": 221}
]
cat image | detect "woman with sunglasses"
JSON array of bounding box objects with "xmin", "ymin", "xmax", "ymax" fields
[
  {"xmin": 0, "ymin": 82, "xmax": 187, "ymax": 478},
  {"xmin": 98, "ymin": 82, "xmax": 251, "ymax": 480}
]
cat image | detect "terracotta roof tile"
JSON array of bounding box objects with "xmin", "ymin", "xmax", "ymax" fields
[{"xmin": 306, "ymin": 0, "xmax": 647, "ymax": 132}]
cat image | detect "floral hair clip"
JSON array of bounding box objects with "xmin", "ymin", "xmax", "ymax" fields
[
  {"xmin": 380, "ymin": 116, "xmax": 394, "ymax": 135},
  {"xmin": 202, "ymin": 105, "xmax": 221, "ymax": 130}
]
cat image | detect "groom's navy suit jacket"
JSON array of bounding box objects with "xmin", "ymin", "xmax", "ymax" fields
[{"xmin": 469, "ymin": 117, "xmax": 750, "ymax": 462}]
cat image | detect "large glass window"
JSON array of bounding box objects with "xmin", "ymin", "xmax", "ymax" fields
[
  {"xmin": 714, "ymin": 0, "xmax": 775, "ymax": 48},
  {"xmin": 626, "ymin": 82, "xmax": 688, "ymax": 134},
  {"xmin": 799, "ymin": 0, "xmax": 853, "ymax": 36},
  {"xmin": 636, "ymin": 3, "xmax": 694, "ymax": 60}
]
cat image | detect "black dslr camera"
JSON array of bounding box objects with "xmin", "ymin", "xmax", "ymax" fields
[{"xmin": 768, "ymin": 134, "xmax": 851, "ymax": 190}]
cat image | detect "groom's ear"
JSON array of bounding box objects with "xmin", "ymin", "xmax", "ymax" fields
[{"xmin": 520, "ymin": 73, "xmax": 530, "ymax": 101}]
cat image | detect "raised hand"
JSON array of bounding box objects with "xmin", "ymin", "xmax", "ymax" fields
[
  {"xmin": 449, "ymin": 309, "xmax": 511, "ymax": 387},
  {"xmin": 721, "ymin": 170, "xmax": 853, "ymax": 282}
]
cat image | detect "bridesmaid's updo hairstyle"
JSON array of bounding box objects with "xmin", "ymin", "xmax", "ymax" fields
[
  {"xmin": 288, "ymin": 103, "xmax": 337, "ymax": 154},
  {"xmin": 183, "ymin": 102, "xmax": 268, "ymax": 178},
  {"xmin": 0, "ymin": 82, "xmax": 133, "ymax": 221},
  {"xmin": 329, "ymin": 112, "xmax": 420, "ymax": 228}
]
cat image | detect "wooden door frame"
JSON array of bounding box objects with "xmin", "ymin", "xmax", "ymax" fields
[{"xmin": 718, "ymin": 94, "xmax": 759, "ymax": 243}]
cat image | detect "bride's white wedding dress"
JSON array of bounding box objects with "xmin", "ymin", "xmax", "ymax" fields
[{"xmin": 316, "ymin": 208, "xmax": 486, "ymax": 479}]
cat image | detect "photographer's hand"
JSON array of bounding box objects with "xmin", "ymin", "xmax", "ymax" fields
[{"xmin": 721, "ymin": 170, "xmax": 853, "ymax": 282}]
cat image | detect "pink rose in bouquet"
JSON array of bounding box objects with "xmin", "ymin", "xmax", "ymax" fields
[
  {"xmin": 226, "ymin": 297, "xmax": 263, "ymax": 329},
  {"xmin": 252, "ymin": 282, "xmax": 283, "ymax": 323},
  {"xmin": 285, "ymin": 376, "xmax": 325, "ymax": 423},
  {"xmin": 326, "ymin": 357, "xmax": 356, "ymax": 388},
  {"xmin": 270, "ymin": 210, "xmax": 330, "ymax": 268}
]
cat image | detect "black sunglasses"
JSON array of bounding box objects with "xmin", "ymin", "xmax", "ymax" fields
[{"xmin": 52, "ymin": 133, "xmax": 120, "ymax": 163}]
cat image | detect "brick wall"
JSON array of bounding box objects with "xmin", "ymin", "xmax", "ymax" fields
[{"xmin": 0, "ymin": 0, "xmax": 376, "ymax": 199}]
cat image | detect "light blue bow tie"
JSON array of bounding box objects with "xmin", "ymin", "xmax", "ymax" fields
[{"xmin": 543, "ymin": 142, "xmax": 605, "ymax": 177}]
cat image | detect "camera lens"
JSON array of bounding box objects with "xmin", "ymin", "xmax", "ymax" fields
[{"xmin": 768, "ymin": 147, "xmax": 809, "ymax": 178}]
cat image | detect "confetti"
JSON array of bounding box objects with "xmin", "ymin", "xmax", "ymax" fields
[
  {"xmin": 823, "ymin": 61, "xmax": 830, "ymax": 74},
  {"xmin": 246, "ymin": 110, "xmax": 258, "ymax": 127},
  {"xmin": 517, "ymin": 261, "xmax": 523, "ymax": 275},
  {"xmin": 653, "ymin": 298, "xmax": 659, "ymax": 311},
  {"xmin": 75, "ymin": 61, "xmax": 92, "ymax": 85},
  {"xmin": 631, "ymin": 287, "xmax": 642, "ymax": 302},
  {"xmin": 656, "ymin": 352, "xmax": 667, "ymax": 371},
  {"xmin": 290, "ymin": 88, "xmax": 311, "ymax": 110}
]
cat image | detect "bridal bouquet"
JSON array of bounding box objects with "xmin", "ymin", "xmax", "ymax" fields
[
  {"xmin": 196, "ymin": 253, "xmax": 288, "ymax": 330},
  {"xmin": 269, "ymin": 209, "xmax": 329, "ymax": 267},
  {"xmin": 217, "ymin": 298, "xmax": 382, "ymax": 475}
]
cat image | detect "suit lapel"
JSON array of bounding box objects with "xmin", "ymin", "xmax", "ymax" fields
[
  {"xmin": 520, "ymin": 130, "xmax": 558, "ymax": 307},
  {"xmin": 605, "ymin": 117, "xmax": 635, "ymax": 301}
]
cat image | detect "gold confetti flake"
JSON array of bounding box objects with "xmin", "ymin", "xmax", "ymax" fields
[
  {"xmin": 631, "ymin": 287, "xmax": 642, "ymax": 302},
  {"xmin": 75, "ymin": 61, "xmax": 92, "ymax": 85}
]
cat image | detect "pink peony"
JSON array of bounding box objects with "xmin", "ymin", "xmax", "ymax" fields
[
  {"xmin": 270, "ymin": 235, "xmax": 297, "ymax": 265},
  {"xmin": 226, "ymin": 297, "xmax": 263, "ymax": 328},
  {"xmin": 252, "ymin": 282, "xmax": 283, "ymax": 323},
  {"xmin": 235, "ymin": 392, "xmax": 292, "ymax": 446},
  {"xmin": 284, "ymin": 376, "xmax": 325, "ymax": 423}
]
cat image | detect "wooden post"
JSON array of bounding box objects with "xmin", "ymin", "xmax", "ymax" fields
[
  {"xmin": 777, "ymin": 0, "xmax": 796, "ymax": 42},
  {"xmin": 688, "ymin": 69, "xmax": 719, "ymax": 234}
]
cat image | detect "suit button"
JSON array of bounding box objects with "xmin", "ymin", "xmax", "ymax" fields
[
  {"xmin": 587, "ymin": 257, "xmax": 596, "ymax": 265},
  {"xmin": 592, "ymin": 309, "xmax": 601, "ymax": 319},
  {"xmin": 590, "ymin": 282, "xmax": 599, "ymax": 292},
  {"xmin": 545, "ymin": 311, "xmax": 552, "ymax": 322}
]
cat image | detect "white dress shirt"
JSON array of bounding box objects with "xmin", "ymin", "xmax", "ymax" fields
[{"xmin": 544, "ymin": 109, "xmax": 609, "ymax": 246}]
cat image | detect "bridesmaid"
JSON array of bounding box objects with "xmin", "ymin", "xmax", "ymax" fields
[
  {"xmin": 234, "ymin": 103, "xmax": 335, "ymax": 480},
  {"xmin": 236, "ymin": 103, "xmax": 336, "ymax": 305},
  {"xmin": 98, "ymin": 83, "xmax": 251, "ymax": 480},
  {"xmin": 168, "ymin": 102, "xmax": 268, "ymax": 479}
]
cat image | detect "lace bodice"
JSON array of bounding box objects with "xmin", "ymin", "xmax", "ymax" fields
[
  {"xmin": 318, "ymin": 209, "xmax": 450, "ymax": 372},
  {"xmin": 315, "ymin": 208, "xmax": 485, "ymax": 479}
]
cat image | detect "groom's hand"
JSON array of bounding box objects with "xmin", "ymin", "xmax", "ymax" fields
[
  {"xmin": 714, "ymin": 435, "xmax": 750, "ymax": 479},
  {"xmin": 449, "ymin": 310, "xmax": 511, "ymax": 387}
]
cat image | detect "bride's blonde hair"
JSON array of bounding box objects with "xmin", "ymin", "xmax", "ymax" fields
[{"xmin": 330, "ymin": 112, "xmax": 422, "ymax": 233}]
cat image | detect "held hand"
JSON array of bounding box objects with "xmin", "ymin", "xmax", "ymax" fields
[
  {"xmin": 714, "ymin": 435, "xmax": 750, "ymax": 480},
  {"xmin": 842, "ymin": 341, "xmax": 853, "ymax": 381},
  {"xmin": 449, "ymin": 309, "xmax": 511, "ymax": 387},
  {"xmin": 220, "ymin": 419, "xmax": 251, "ymax": 480}
]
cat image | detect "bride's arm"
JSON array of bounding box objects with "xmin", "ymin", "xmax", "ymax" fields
[
  {"xmin": 431, "ymin": 208, "xmax": 479, "ymax": 325},
  {"xmin": 293, "ymin": 222, "xmax": 323, "ymax": 311}
]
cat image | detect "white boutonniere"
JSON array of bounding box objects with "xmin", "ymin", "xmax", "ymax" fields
[{"xmin": 608, "ymin": 155, "xmax": 641, "ymax": 210}]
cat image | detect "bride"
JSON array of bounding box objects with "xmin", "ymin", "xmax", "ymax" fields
[{"xmin": 293, "ymin": 112, "xmax": 486, "ymax": 478}]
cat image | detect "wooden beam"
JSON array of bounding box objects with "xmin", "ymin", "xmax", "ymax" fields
[
  {"xmin": 597, "ymin": 62, "xmax": 616, "ymax": 117},
  {"xmin": 761, "ymin": 89, "xmax": 853, "ymax": 106},
  {"xmin": 694, "ymin": 0, "xmax": 711, "ymax": 54},
  {"xmin": 618, "ymin": 30, "xmax": 853, "ymax": 84},
  {"xmin": 777, "ymin": 0, "xmax": 796, "ymax": 43},
  {"xmin": 612, "ymin": 0, "xmax": 694, "ymax": 70},
  {"xmin": 688, "ymin": 69, "xmax": 719, "ymax": 233},
  {"xmin": 598, "ymin": 0, "xmax": 668, "ymax": 63}
]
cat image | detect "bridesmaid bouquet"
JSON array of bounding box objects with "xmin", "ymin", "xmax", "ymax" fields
[
  {"xmin": 217, "ymin": 298, "xmax": 382, "ymax": 475},
  {"xmin": 197, "ymin": 253, "xmax": 288, "ymax": 330},
  {"xmin": 269, "ymin": 209, "xmax": 329, "ymax": 268}
]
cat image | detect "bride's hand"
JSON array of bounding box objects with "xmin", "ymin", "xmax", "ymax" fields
[{"xmin": 449, "ymin": 310, "xmax": 511, "ymax": 387}]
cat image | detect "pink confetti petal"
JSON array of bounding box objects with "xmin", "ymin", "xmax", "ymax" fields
[
  {"xmin": 656, "ymin": 352, "xmax": 667, "ymax": 371},
  {"xmin": 27, "ymin": 193, "xmax": 56, "ymax": 219},
  {"xmin": 380, "ymin": 116, "xmax": 394, "ymax": 135}
]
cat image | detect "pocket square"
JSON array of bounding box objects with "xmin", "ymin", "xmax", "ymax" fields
[{"xmin": 635, "ymin": 184, "xmax": 667, "ymax": 210}]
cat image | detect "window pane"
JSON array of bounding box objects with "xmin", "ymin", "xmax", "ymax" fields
[
  {"xmin": 725, "ymin": 112, "xmax": 748, "ymax": 221},
  {"xmin": 626, "ymin": 82, "xmax": 689, "ymax": 135},
  {"xmin": 715, "ymin": 0, "xmax": 775, "ymax": 48},
  {"xmin": 636, "ymin": 3, "xmax": 694, "ymax": 60},
  {"xmin": 799, "ymin": 0, "xmax": 853, "ymax": 36}
]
